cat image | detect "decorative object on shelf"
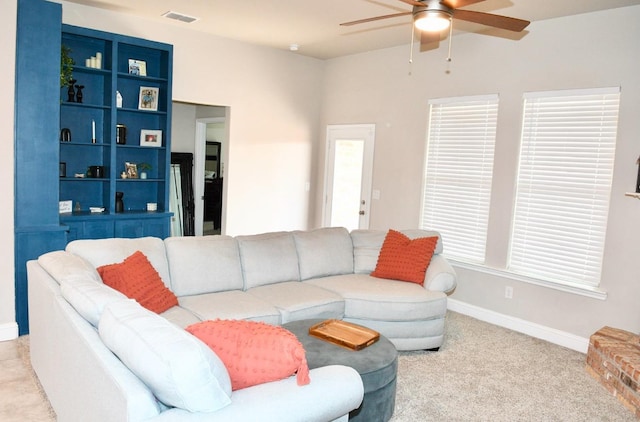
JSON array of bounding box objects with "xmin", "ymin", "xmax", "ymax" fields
[
  {"xmin": 60, "ymin": 128, "xmax": 71, "ymax": 142},
  {"xmin": 115, "ymin": 191, "xmax": 124, "ymax": 213},
  {"xmin": 128, "ymin": 59, "xmax": 147, "ymax": 76},
  {"xmin": 74, "ymin": 202, "xmax": 81, "ymax": 212},
  {"xmin": 88, "ymin": 165, "xmax": 104, "ymax": 178},
  {"xmin": 59, "ymin": 162, "xmax": 66, "ymax": 178},
  {"xmin": 636, "ymin": 156, "xmax": 640, "ymax": 193},
  {"xmin": 138, "ymin": 86, "xmax": 159, "ymax": 111},
  {"xmin": 89, "ymin": 207, "xmax": 105, "ymax": 213},
  {"xmin": 116, "ymin": 91, "xmax": 123, "ymax": 108},
  {"xmin": 59, "ymin": 200, "xmax": 72, "ymax": 214},
  {"xmin": 91, "ymin": 119, "xmax": 96, "ymax": 144},
  {"xmin": 60, "ymin": 45, "xmax": 74, "ymax": 87},
  {"xmin": 67, "ymin": 79, "xmax": 77, "ymax": 102},
  {"xmin": 146, "ymin": 202, "xmax": 157, "ymax": 212},
  {"xmin": 116, "ymin": 124, "xmax": 127, "ymax": 144},
  {"xmin": 125, "ymin": 162, "xmax": 138, "ymax": 179},
  {"xmin": 75, "ymin": 84, "xmax": 84, "ymax": 103},
  {"xmin": 138, "ymin": 162, "xmax": 152, "ymax": 179},
  {"xmin": 84, "ymin": 52, "xmax": 102, "ymax": 69},
  {"xmin": 120, "ymin": 171, "xmax": 127, "ymax": 179},
  {"xmin": 140, "ymin": 129, "xmax": 162, "ymax": 147}
]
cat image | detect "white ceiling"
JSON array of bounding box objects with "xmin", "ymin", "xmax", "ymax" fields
[{"xmin": 63, "ymin": 0, "xmax": 640, "ymax": 59}]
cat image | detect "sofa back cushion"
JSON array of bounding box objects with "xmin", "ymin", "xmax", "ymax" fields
[
  {"xmin": 236, "ymin": 231, "xmax": 300, "ymax": 289},
  {"xmin": 60, "ymin": 278, "xmax": 127, "ymax": 327},
  {"xmin": 38, "ymin": 250, "xmax": 102, "ymax": 285},
  {"xmin": 293, "ymin": 227, "xmax": 354, "ymax": 280},
  {"xmin": 99, "ymin": 299, "xmax": 232, "ymax": 413},
  {"xmin": 351, "ymin": 229, "xmax": 443, "ymax": 274},
  {"xmin": 66, "ymin": 237, "xmax": 171, "ymax": 289},
  {"xmin": 164, "ymin": 236, "xmax": 243, "ymax": 296}
]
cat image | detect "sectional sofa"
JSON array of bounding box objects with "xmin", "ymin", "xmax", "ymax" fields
[{"xmin": 27, "ymin": 227, "xmax": 456, "ymax": 421}]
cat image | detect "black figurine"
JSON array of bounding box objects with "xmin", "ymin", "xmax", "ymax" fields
[
  {"xmin": 75, "ymin": 84, "xmax": 84, "ymax": 103},
  {"xmin": 67, "ymin": 79, "xmax": 77, "ymax": 102}
]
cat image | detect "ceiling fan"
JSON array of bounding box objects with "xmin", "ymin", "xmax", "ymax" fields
[{"xmin": 341, "ymin": 0, "xmax": 530, "ymax": 52}]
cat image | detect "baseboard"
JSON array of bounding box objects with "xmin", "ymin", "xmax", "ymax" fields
[
  {"xmin": 447, "ymin": 299, "xmax": 590, "ymax": 353},
  {"xmin": 0, "ymin": 322, "xmax": 19, "ymax": 342}
]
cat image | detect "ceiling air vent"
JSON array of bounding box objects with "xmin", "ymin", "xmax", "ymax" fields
[{"xmin": 162, "ymin": 11, "xmax": 199, "ymax": 24}]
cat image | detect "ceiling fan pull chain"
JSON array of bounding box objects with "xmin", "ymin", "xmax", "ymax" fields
[
  {"xmin": 408, "ymin": 26, "xmax": 416, "ymax": 75},
  {"xmin": 446, "ymin": 20, "xmax": 454, "ymax": 62}
]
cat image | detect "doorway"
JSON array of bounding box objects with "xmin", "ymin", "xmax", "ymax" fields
[
  {"xmin": 195, "ymin": 117, "xmax": 227, "ymax": 236},
  {"xmin": 323, "ymin": 124, "xmax": 375, "ymax": 231}
]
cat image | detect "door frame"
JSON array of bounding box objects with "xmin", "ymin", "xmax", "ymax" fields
[{"xmin": 322, "ymin": 124, "xmax": 376, "ymax": 230}]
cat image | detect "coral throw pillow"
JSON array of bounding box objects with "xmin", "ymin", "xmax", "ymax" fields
[
  {"xmin": 370, "ymin": 229, "xmax": 438, "ymax": 285},
  {"xmin": 97, "ymin": 251, "xmax": 178, "ymax": 314},
  {"xmin": 186, "ymin": 319, "xmax": 310, "ymax": 391}
]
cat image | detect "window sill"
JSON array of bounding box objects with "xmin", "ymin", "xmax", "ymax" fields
[{"xmin": 448, "ymin": 259, "xmax": 607, "ymax": 301}]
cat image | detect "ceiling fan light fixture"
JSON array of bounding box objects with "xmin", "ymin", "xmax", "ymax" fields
[{"xmin": 414, "ymin": 10, "xmax": 451, "ymax": 32}]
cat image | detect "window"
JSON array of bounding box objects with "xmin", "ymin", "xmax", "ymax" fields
[
  {"xmin": 421, "ymin": 95, "xmax": 498, "ymax": 263},
  {"xmin": 509, "ymin": 87, "xmax": 620, "ymax": 287}
]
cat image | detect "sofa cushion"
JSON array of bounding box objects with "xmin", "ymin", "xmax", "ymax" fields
[
  {"xmin": 38, "ymin": 250, "xmax": 102, "ymax": 285},
  {"xmin": 60, "ymin": 278, "xmax": 127, "ymax": 327},
  {"xmin": 371, "ymin": 230, "xmax": 438, "ymax": 285},
  {"xmin": 308, "ymin": 274, "xmax": 447, "ymax": 321},
  {"xmin": 186, "ymin": 320, "xmax": 310, "ymax": 391},
  {"xmin": 293, "ymin": 227, "xmax": 354, "ymax": 280},
  {"xmin": 179, "ymin": 290, "xmax": 281, "ymax": 325},
  {"xmin": 66, "ymin": 237, "xmax": 171, "ymax": 288},
  {"xmin": 236, "ymin": 231, "xmax": 300, "ymax": 289},
  {"xmin": 164, "ymin": 236, "xmax": 244, "ymax": 296},
  {"xmin": 99, "ymin": 299, "xmax": 232, "ymax": 413},
  {"xmin": 247, "ymin": 281, "xmax": 345, "ymax": 324},
  {"xmin": 97, "ymin": 251, "xmax": 178, "ymax": 314}
]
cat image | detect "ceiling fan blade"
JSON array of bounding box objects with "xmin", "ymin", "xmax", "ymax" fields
[
  {"xmin": 398, "ymin": 0, "xmax": 426, "ymax": 7},
  {"xmin": 420, "ymin": 30, "xmax": 441, "ymax": 51},
  {"xmin": 340, "ymin": 11, "xmax": 411, "ymax": 26},
  {"xmin": 453, "ymin": 9, "xmax": 530, "ymax": 32},
  {"xmin": 441, "ymin": 0, "xmax": 485, "ymax": 9}
]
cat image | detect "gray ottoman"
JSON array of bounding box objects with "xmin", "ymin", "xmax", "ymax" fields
[{"xmin": 283, "ymin": 319, "xmax": 397, "ymax": 422}]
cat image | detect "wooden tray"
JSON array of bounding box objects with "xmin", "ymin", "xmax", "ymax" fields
[{"xmin": 308, "ymin": 319, "xmax": 380, "ymax": 350}]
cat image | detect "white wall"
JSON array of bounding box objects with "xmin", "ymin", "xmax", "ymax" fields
[
  {"xmin": 58, "ymin": 0, "xmax": 322, "ymax": 235},
  {"xmin": 320, "ymin": 6, "xmax": 640, "ymax": 341},
  {"xmin": 0, "ymin": 0, "xmax": 17, "ymax": 340}
]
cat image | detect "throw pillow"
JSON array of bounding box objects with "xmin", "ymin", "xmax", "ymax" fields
[
  {"xmin": 99, "ymin": 299, "xmax": 232, "ymax": 412},
  {"xmin": 186, "ymin": 319, "xmax": 310, "ymax": 391},
  {"xmin": 370, "ymin": 229, "xmax": 438, "ymax": 285},
  {"xmin": 97, "ymin": 250, "xmax": 178, "ymax": 314}
]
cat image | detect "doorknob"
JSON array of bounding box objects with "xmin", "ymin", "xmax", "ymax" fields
[{"xmin": 359, "ymin": 210, "xmax": 365, "ymax": 215}]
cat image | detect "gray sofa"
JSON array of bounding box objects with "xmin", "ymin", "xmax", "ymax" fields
[{"xmin": 27, "ymin": 227, "xmax": 456, "ymax": 422}]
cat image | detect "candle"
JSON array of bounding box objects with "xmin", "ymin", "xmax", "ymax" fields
[{"xmin": 92, "ymin": 120, "xmax": 96, "ymax": 143}]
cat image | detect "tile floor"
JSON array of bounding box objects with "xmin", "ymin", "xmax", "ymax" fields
[{"xmin": 0, "ymin": 338, "xmax": 55, "ymax": 422}]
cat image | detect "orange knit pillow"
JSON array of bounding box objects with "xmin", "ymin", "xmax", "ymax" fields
[
  {"xmin": 370, "ymin": 229, "xmax": 438, "ymax": 285},
  {"xmin": 97, "ymin": 251, "xmax": 178, "ymax": 314},
  {"xmin": 186, "ymin": 320, "xmax": 310, "ymax": 391}
]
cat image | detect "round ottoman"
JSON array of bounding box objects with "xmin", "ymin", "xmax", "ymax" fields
[{"xmin": 283, "ymin": 319, "xmax": 397, "ymax": 422}]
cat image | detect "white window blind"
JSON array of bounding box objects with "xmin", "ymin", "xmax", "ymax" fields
[
  {"xmin": 509, "ymin": 87, "xmax": 620, "ymax": 287},
  {"xmin": 421, "ymin": 95, "xmax": 498, "ymax": 263}
]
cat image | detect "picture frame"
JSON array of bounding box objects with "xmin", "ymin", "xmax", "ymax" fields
[
  {"xmin": 125, "ymin": 162, "xmax": 138, "ymax": 179},
  {"xmin": 128, "ymin": 59, "xmax": 147, "ymax": 76},
  {"xmin": 138, "ymin": 87, "xmax": 159, "ymax": 111},
  {"xmin": 140, "ymin": 129, "xmax": 162, "ymax": 147}
]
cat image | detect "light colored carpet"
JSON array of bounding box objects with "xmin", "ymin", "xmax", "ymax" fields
[
  {"xmin": 391, "ymin": 312, "xmax": 635, "ymax": 421},
  {"xmin": 0, "ymin": 311, "xmax": 634, "ymax": 421}
]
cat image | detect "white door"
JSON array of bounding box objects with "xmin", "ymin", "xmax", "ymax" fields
[{"xmin": 323, "ymin": 124, "xmax": 375, "ymax": 230}]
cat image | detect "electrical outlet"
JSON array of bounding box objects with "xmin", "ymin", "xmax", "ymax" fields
[{"xmin": 505, "ymin": 286, "xmax": 513, "ymax": 299}]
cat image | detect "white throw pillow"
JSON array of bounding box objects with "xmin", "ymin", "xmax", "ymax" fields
[{"xmin": 99, "ymin": 300, "xmax": 232, "ymax": 412}]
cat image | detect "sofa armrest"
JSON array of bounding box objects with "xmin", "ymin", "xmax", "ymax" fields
[
  {"xmin": 424, "ymin": 254, "xmax": 457, "ymax": 294},
  {"xmin": 151, "ymin": 365, "xmax": 364, "ymax": 422}
]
